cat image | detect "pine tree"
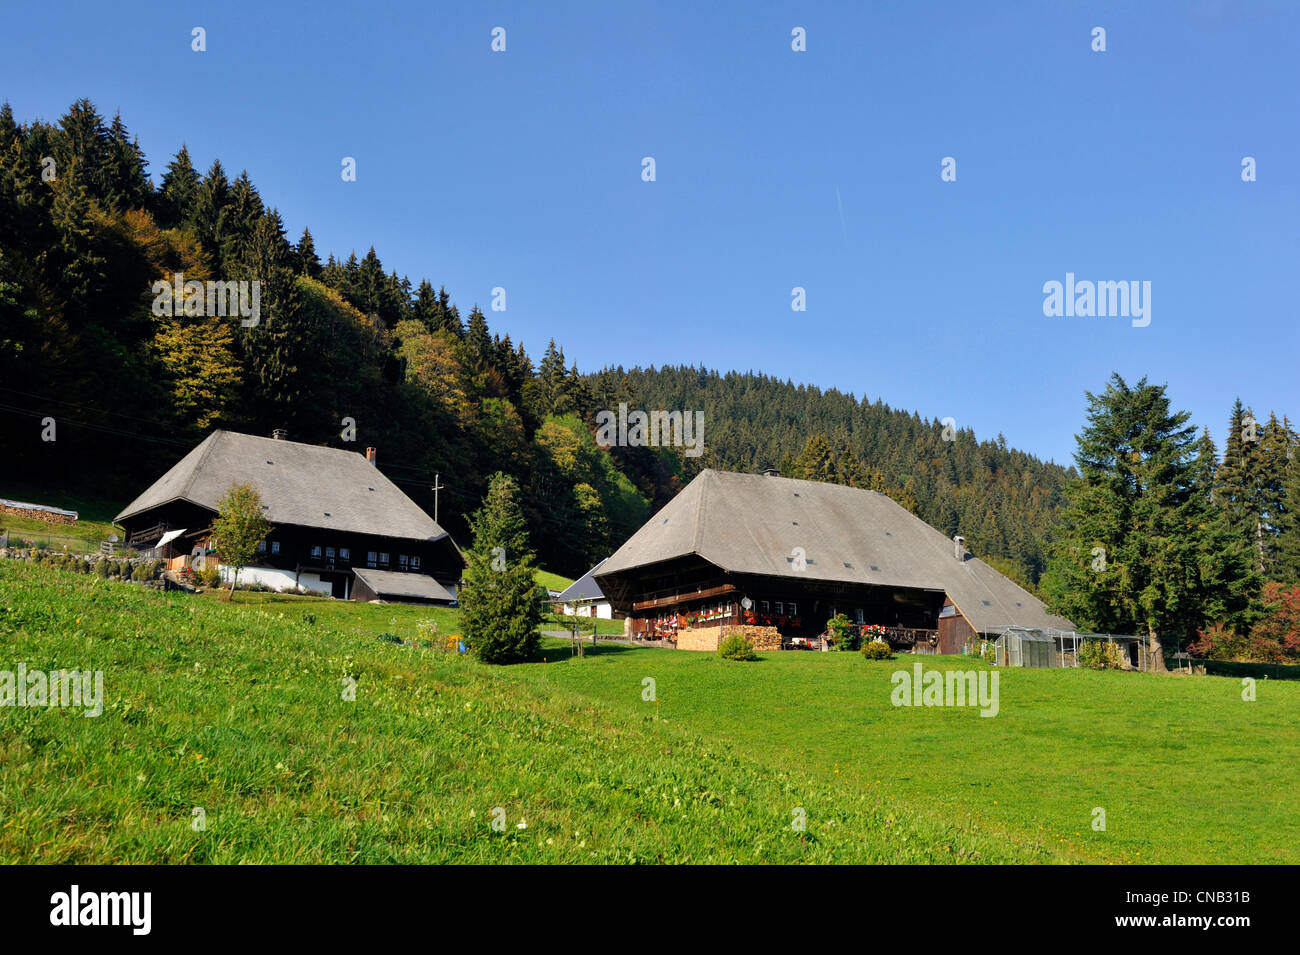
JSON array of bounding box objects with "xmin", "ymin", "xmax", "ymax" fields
[
  {"xmin": 157, "ymin": 145, "xmax": 201, "ymax": 227},
  {"xmin": 458, "ymin": 473, "xmax": 543, "ymax": 664},
  {"xmin": 412, "ymin": 278, "xmax": 443, "ymax": 332},
  {"xmin": 1256, "ymin": 413, "xmax": 1293, "ymax": 578},
  {"xmin": 792, "ymin": 435, "xmax": 836, "ymax": 483},
  {"xmin": 464, "ymin": 306, "xmax": 492, "ymax": 370},
  {"xmin": 1041, "ymin": 375, "xmax": 1258, "ymax": 669},
  {"xmin": 1275, "ymin": 450, "xmax": 1300, "ymax": 585},
  {"xmin": 103, "ymin": 112, "xmax": 151, "ymax": 211},
  {"xmin": 192, "ymin": 159, "xmax": 230, "ymax": 270},
  {"xmin": 294, "ymin": 226, "xmax": 321, "ymax": 277}
]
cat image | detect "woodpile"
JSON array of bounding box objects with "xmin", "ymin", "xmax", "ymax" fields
[
  {"xmin": 675, "ymin": 624, "xmax": 782, "ymax": 652},
  {"xmin": 1, "ymin": 499, "xmax": 78, "ymax": 526}
]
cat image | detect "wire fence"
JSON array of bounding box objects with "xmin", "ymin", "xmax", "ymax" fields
[{"xmin": 0, "ymin": 530, "xmax": 134, "ymax": 556}]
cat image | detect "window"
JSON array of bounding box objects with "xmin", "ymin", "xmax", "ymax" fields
[
  {"xmin": 310, "ymin": 545, "xmax": 322, "ymax": 560},
  {"xmin": 760, "ymin": 600, "xmax": 769, "ymax": 614},
  {"xmin": 378, "ymin": 552, "xmax": 390, "ymax": 567},
  {"xmin": 339, "ymin": 548, "xmax": 349, "ymax": 562},
  {"xmin": 410, "ymin": 555, "xmax": 420, "ymax": 570},
  {"xmin": 788, "ymin": 601, "xmax": 797, "ymax": 617},
  {"xmin": 325, "ymin": 547, "xmax": 335, "ymax": 559},
  {"xmin": 856, "ymin": 608, "xmax": 865, "ymax": 625},
  {"xmin": 398, "ymin": 554, "xmax": 409, "ymax": 571},
  {"xmin": 257, "ymin": 541, "xmax": 266, "ymax": 554},
  {"xmin": 367, "ymin": 551, "xmax": 377, "ymax": 568},
  {"xmin": 775, "ymin": 601, "xmax": 784, "ymax": 615},
  {"xmin": 270, "ymin": 541, "xmax": 280, "ymax": 555}
]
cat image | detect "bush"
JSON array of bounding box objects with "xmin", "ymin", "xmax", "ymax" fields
[
  {"xmin": 1078, "ymin": 638, "xmax": 1125, "ymax": 670},
  {"xmin": 827, "ymin": 613, "xmax": 857, "ymax": 651},
  {"xmin": 94, "ymin": 558, "xmax": 109, "ymax": 578},
  {"xmin": 977, "ymin": 640, "xmax": 997, "ymax": 664},
  {"xmin": 860, "ymin": 639, "xmax": 893, "ymax": 660},
  {"xmin": 718, "ymin": 633, "xmax": 758, "ymax": 661}
]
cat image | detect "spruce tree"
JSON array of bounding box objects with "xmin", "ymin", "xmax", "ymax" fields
[
  {"xmin": 157, "ymin": 145, "xmax": 201, "ymax": 227},
  {"xmin": 459, "ymin": 472, "xmax": 543, "ymax": 664},
  {"xmin": 1041, "ymin": 374, "xmax": 1258, "ymax": 669},
  {"xmin": 792, "ymin": 434, "xmax": 836, "ymax": 483},
  {"xmin": 295, "ymin": 226, "xmax": 321, "ymax": 277},
  {"xmin": 1275, "ymin": 451, "xmax": 1300, "ymax": 585}
]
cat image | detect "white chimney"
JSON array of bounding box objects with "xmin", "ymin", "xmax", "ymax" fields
[{"xmin": 954, "ymin": 535, "xmax": 966, "ymax": 561}]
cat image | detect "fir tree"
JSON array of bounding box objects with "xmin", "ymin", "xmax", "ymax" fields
[
  {"xmin": 458, "ymin": 473, "xmax": 543, "ymax": 664},
  {"xmin": 157, "ymin": 145, "xmax": 201, "ymax": 228},
  {"xmin": 1041, "ymin": 375, "xmax": 1258, "ymax": 669},
  {"xmin": 295, "ymin": 226, "xmax": 321, "ymax": 277}
]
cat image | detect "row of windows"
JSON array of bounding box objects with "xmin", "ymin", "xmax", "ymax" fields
[
  {"xmin": 757, "ymin": 600, "xmax": 798, "ymax": 616},
  {"xmin": 254, "ymin": 541, "xmax": 420, "ymax": 571}
]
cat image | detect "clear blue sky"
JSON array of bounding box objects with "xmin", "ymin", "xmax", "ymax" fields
[{"xmin": 3, "ymin": 1, "xmax": 1296, "ymax": 465}]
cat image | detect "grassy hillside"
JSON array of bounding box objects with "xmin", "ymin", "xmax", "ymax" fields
[
  {"xmin": 0, "ymin": 562, "xmax": 1029, "ymax": 863},
  {"xmin": 521, "ymin": 647, "xmax": 1300, "ymax": 864},
  {"xmin": 2, "ymin": 561, "xmax": 1296, "ymax": 864}
]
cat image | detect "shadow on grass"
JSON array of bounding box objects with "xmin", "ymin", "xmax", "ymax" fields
[{"xmin": 537, "ymin": 641, "xmax": 644, "ymax": 663}]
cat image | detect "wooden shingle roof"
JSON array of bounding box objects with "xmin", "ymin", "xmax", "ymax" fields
[
  {"xmin": 115, "ymin": 430, "xmax": 449, "ymax": 543},
  {"xmin": 595, "ymin": 469, "xmax": 1074, "ymax": 633}
]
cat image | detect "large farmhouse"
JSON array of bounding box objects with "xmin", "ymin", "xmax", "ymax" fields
[
  {"xmin": 115, "ymin": 430, "xmax": 463, "ymax": 602},
  {"xmin": 594, "ymin": 469, "xmax": 1074, "ymax": 650}
]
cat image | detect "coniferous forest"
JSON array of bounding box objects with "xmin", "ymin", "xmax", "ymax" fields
[{"xmin": 3, "ymin": 100, "xmax": 1299, "ymax": 662}]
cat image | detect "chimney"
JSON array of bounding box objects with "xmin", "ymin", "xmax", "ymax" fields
[
  {"xmin": 760, "ymin": 466, "xmax": 780, "ymax": 477},
  {"xmin": 953, "ymin": 535, "xmax": 966, "ymax": 561},
  {"xmin": 271, "ymin": 428, "xmax": 289, "ymax": 441},
  {"xmin": 366, "ymin": 447, "xmax": 377, "ymax": 466}
]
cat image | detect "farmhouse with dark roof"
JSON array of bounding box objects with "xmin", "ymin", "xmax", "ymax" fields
[
  {"xmin": 594, "ymin": 469, "xmax": 1075, "ymax": 650},
  {"xmin": 115, "ymin": 430, "xmax": 463, "ymax": 602}
]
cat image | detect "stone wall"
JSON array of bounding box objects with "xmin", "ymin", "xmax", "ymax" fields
[
  {"xmin": 0, "ymin": 547, "xmax": 169, "ymax": 588},
  {"xmin": 676, "ymin": 624, "xmax": 782, "ymax": 652}
]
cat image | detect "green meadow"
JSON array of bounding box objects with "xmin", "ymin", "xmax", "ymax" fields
[{"xmin": 1, "ymin": 560, "xmax": 1296, "ymax": 864}]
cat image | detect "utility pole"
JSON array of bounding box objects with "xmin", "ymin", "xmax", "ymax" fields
[{"xmin": 432, "ymin": 474, "xmax": 446, "ymax": 524}]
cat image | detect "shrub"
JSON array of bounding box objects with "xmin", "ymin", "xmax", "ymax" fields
[
  {"xmin": 131, "ymin": 564, "xmax": 150, "ymax": 582},
  {"xmin": 1078, "ymin": 638, "xmax": 1125, "ymax": 670},
  {"xmin": 860, "ymin": 639, "xmax": 893, "ymax": 660},
  {"xmin": 827, "ymin": 613, "xmax": 857, "ymax": 651},
  {"xmin": 718, "ymin": 633, "xmax": 758, "ymax": 661},
  {"xmin": 977, "ymin": 640, "xmax": 997, "ymax": 664},
  {"xmin": 94, "ymin": 559, "xmax": 109, "ymax": 578}
]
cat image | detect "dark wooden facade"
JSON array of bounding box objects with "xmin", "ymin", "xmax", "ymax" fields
[
  {"xmin": 937, "ymin": 599, "xmax": 978, "ymax": 654},
  {"xmin": 599, "ymin": 555, "xmax": 946, "ymax": 642},
  {"xmin": 120, "ymin": 503, "xmax": 462, "ymax": 600}
]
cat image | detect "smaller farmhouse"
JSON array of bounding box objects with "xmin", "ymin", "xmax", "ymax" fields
[
  {"xmin": 114, "ymin": 430, "xmax": 463, "ymax": 602},
  {"xmin": 555, "ymin": 558, "xmax": 616, "ymax": 619}
]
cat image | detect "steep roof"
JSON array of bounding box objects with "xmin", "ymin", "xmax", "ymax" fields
[
  {"xmin": 115, "ymin": 430, "xmax": 450, "ymax": 543},
  {"xmin": 595, "ymin": 469, "xmax": 1074, "ymax": 633},
  {"xmin": 556, "ymin": 558, "xmax": 609, "ymax": 603}
]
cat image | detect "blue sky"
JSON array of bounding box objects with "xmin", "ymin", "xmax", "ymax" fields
[{"xmin": 3, "ymin": 1, "xmax": 1297, "ymax": 465}]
